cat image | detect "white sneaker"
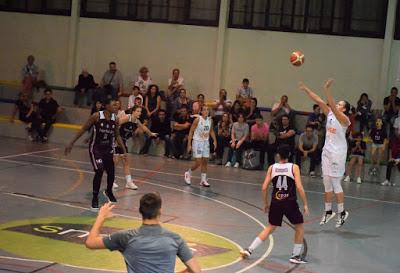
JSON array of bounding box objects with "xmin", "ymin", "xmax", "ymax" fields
[
  {"xmin": 184, "ymin": 171, "xmax": 191, "ymax": 185},
  {"xmin": 225, "ymin": 161, "xmax": 231, "ymax": 167},
  {"xmin": 125, "ymin": 181, "xmax": 138, "ymax": 190},
  {"xmin": 233, "ymin": 162, "xmax": 239, "ymax": 168},
  {"xmin": 335, "ymin": 211, "xmax": 349, "ymax": 228},
  {"xmin": 320, "ymin": 211, "xmax": 336, "ymax": 225},
  {"xmin": 309, "ymin": 171, "xmax": 316, "ymax": 177},
  {"xmin": 356, "ymin": 177, "xmax": 362, "ymax": 184},
  {"xmin": 240, "ymin": 248, "xmax": 252, "ymax": 259},
  {"xmin": 381, "ymin": 180, "xmax": 391, "ymax": 186},
  {"xmin": 343, "ymin": 176, "xmax": 350, "ymax": 182},
  {"xmin": 200, "ymin": 180, "xmax": 210, "ymax": 187},
  {"xmin": 112, "ymin": 182, "xmax": 119, "ymax": 189}
]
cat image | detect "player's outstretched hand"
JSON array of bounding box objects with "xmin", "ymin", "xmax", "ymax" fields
[
  {"xmin": 324, "ymin": 79, "xmax": 334, "ymax": 90},
  {"xmin": 98, "ymin": 202, "xmax": 116, "ymax": 219},
  {"xmin": 151, "ymin": 132, "xmax": 158, "ymax": 138},
  {"xmin": 64, "ymin": 144, "xmax": 73, "ymax": 155},
  {"xmin": 303, "ymin": 205, "xmax": 310, "ymax": 216},
  {"xmin": 298, "ymin": 81, "xmax": 307, "ymax": 92}
]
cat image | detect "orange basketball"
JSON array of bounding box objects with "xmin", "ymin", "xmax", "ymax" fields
[{"xmin": 290, "ymin": 51, "xmax": 305, "ymax": 66}]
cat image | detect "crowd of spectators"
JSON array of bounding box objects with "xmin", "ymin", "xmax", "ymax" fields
[{"xmin": 10, "ymin": 55, "xmax": 400, "ymax": 185}]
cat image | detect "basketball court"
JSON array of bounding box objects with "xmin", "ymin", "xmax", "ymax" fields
[{"xmin": 0, "ymin": 136, "xmax": 399, "ymax": 273}]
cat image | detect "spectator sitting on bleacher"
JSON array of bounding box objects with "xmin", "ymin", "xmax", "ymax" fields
[
  {"xmin": 356, "ymin": 92, "xmax": 372, "ymax": 133},
  {"xmin": 215, "ymin": 112, "xmax": 232, "ymax": 165},
  {"xmin": 295, "ymin": 125, "xmax": 319, "ymax": 177},
  {"xmin": 21, "ymin": 55, "xmax": 47, "ymax": 94},
  {"xmin": 128, "ymin": 86, "xmax": 143, "ymax": 108},
  {"xmin": 101, "ymin": 61, "xmax": 123, "ymax": 100},
  {"xmin": 144, "ymin": 84, "xmax": 161, "ymax": 121},
  {"xmin": 129, "ymin": 97, "xmax": 149, "ymax": 144},
  {"xmin": 392, "ymin": 102, "xmax": 400, "ymax": 134},
  {"xmin": 250, "ymin": 114, "xmax": 269, "ymax": 170},
  {"xmin": 383, "ymin": 87, "xmax": 400, "ymax": 132},
  {"xmin": 73, "ymin": 69, "xmax": 97, "ymax": 107},
  {"xmin": 307, "ymin": 104, "xmax": 326, "ymax": 130},
  {"xmin": 245, "ymin": 97, "xmax": 261, "ymax": 126},
  {"xmin": 230, "ymin": 100, "xmax": 242, "ymax": 122},
  {"xmin": 225, "ymin": 113, "xmax": 249, "ymax": 168},
  {"xmin": 172, "ymin": 88, "xmax": 192, "ymax": 117},
  {"xmin": 381, "ymin": 131, "xmax": 400, "ymax": 186},
  {"xmin": 369, "ymin": 117, "xmax": 387, "ymax": 176},
  {"xmin": 172, "ymin": 106, "xmax": 192, "ymax": 159},
  {"xmin": 236, "ymin": 78, "xmax": 253, "ymax": 101},
  {"xmin": 192, "ymin": 94, "xmax": 205, "ymax": 115},
  {"xmin": 134, "ymin": 66, "xmax": 152, "ymax": 96},
  {"xmin": 167, "ymin": 68, "xmax": 184, "ymax": 100},
  {"xmin": 213, "ymin": 89, "xmax": 232, "ymax": 124},
  {"xmin": 347, "ymin": 106, "xmax": 357, "ymax": 139},
  {"xmin": 271, "ymin": 95, "xmax": 294, "ymax": 130},
  {"xmin": 343, "ymin": 132, "xmax": 366, "ymax": 184},
  {"xmin": 268, "ymin": 114, "xmax": 296, "ymax": 165},
  {"xmin": 140, "ymin": 109, "xmax": 174, "ymax": 158},
  {"xmin": 37, "ymin": 88, "xmax": 64, "ymax": 143},
  {"xmin": 10, "ymin": 92, "xmax": 39, "ymax": 141}
]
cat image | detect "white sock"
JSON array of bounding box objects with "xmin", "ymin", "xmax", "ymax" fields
[
  {"xmin": 201, "ymin": 173, "xmax": 207, "ymax": 181},
  {"xmin": 125, "ymin": 175, "xmax": 132, "ymax": 183},
  {"xmin": 248, "ymin": 237, "xmax": 263, "ymax": 252},
  {"xmin": 292, "ymin": 244, "xmax": 303, "ymax": 256},
  {"xmin": 325, "ymin": 202, "xmax": 332, "ymax": 212},
  {"xmin": 337, "ymin": 203, "xmax": 344, "ymax": 213}
]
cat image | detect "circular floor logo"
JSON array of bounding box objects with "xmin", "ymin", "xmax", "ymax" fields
[{"xmin": 0, "ymin": 216, "xmax": 240, "ymax": 272}]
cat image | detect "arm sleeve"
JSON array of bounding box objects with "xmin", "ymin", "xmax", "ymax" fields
[
  {"xmin": 177, "ymin": 237, "xmax": 193, "ymax": 263},
  {"xmin": 102, "ymin": 230, "xmax": 131, "ymax": 252}
]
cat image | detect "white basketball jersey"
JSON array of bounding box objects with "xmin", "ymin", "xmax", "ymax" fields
[
  {"xmin": 323, "ymin": 111, "xmax": 349, "ymax": 154},
  {"xmin": 193, "ymin": 116, "xmax": 211, "ymax": 141}
]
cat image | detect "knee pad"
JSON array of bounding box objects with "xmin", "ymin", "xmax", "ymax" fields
[
  {"xmin": 331, "ymin": 177, "xmax": 343, "ymax": 193},
  {"xmin": 323, "ymin": 176, "xmax": 333, "ymax": 192}
]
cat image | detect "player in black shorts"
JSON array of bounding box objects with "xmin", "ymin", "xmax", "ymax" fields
[
  {"xmin": 65, "ymin": 99, "xmax": 127, "ymax": 210},
  {"xmin": 114, "ymin": 105, "xmax": 157, "ymax": 190},
  {"xmin": 240, "ymin": 145, "xmax": 309, "ymax": 264}
]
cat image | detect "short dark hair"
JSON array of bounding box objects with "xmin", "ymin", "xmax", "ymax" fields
[
  {"xmin": 277, "ymin": 145, "xmax": 290, "ymax": 160},
  {"xmin": 134, "ymin": 96, "xmax": 142, "ymax": 101},
  {"xmin": 281, "ymin": 114, "xmax": 289, "ymax": 120},
  {"xmin": 242, "ymin": 78, "xmax": 249, "ymax": 83},
  {"xmin": 109, "ymin": 61, "xmax": 116, "ymax": 65},
  {"xmin": 251, "ymin": 97, "xmax": 258, "ymax": 106},
  {"xmin": 255, "ymin": 114, "xmax": 263, "ymax": 120},
  {"xmin": 131, "ymin": 105, "xmax": 142, "ymax": 112},
  {"xmin": 305, "ymin": 124, "xmax": 314, "ymax": 130},
  {"xmin": 391, "ymin": 87, "xmax": 398, "ymax": 92},
  {"xmin": 44, "ymin": 88, "xmax": 52, "ymax": 94},
  {"xmin": 158, "ymin": 109, "xmax": 166, "ymax": 114},
  {"xmin": 139, "ymin": 193, "xmax": 162, "ymax": 220},
  {"xmin": 104, "ymin": 98, "xmax": 114, "ymax": 105},
  {"xmin": 313, "ymin": 104, "xmax": 319, "ymax": 110},
  {"xmin": 197, "ymin": 93, "xmax": 205, "ymax": 99},
  {"xmin": 133, "ymin": 86, "xmax": 140, "ymax": 91}
]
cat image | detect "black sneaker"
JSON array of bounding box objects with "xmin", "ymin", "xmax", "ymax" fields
[
  {"xmin": 289, "ymin": 255, "xmax": 308, "ymax": 264},
  {"xmin": 91, "ymin": 197, "xmax": 99, "ymax": 211},
  {"xmin": 335, "ymin": 210, "xmax": 349, "ymax": 228},
  {"xmin": 103, "ymin": 190, "xmax": 117, "ymax": 203}
]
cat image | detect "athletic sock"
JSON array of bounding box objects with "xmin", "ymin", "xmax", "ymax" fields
[
  {"xmin": 325, "ymin": 202, "xmax": 332, "ymax": 212},
  {"xmin": 187, "ymin": 169, "xmax": 192, "ymax": 175},
  {"xmin": 337, "ymin": 203, "xmax": 344, "ymax": 213},
  {"xmin": 292, "ymin": 244, "xmax": 303, "ymax": 256},
  {"xmin": 201, "ymin": 173, "xmax": 207, "ymax": 181},
  {"xmin": 248, "ymin": 237, "xmax": 263, "ymax": 252},
  {"xmin": 125, "ymin": 175, "xmax": 132, "ymax": 183}
]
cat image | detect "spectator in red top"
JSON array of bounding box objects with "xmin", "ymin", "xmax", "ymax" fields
[
  {"xmin": 381, "ymin": 132, "xmax": 400, "ymax": 186},
  {"xmin": 250, "ymin": 114, "xmax": 269, "ymax": 169}
]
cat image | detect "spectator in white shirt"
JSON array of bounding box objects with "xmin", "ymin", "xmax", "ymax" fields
[
  {"xmin": 128, "ymin": 86, "xmax": 143, "ymax": 108},
  {"xmin": 168, "ymin": 68, "xmax": 184, "ymax": 100},
  {"xmin": 271, "ymin": 95, "xmax": 295, "ymax": 130},
  {"xmin": 21, "ymin": 55, "xmax": 47, "ymax": 93},
  {"xmin": 236, "ymin": 78, "xmax": 254, "ymax": 100},
  {"xmin": 134, "ymin": 66, "xmax": 152, "ymax": 96}
]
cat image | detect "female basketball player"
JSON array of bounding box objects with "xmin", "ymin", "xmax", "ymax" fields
[
  {"xmin": 116, "ymin": 105, "xmax": 158, "ymax": 189},
  {"xmin": 240, "ymin": 145, "xmax": 309, "ymax": 264},
  {"xmin": 184, "ymin": 106, "xmax": 217, "ymax": 187},
  {"xmin": 299, "ymin": 79, "xmax": 350, "ymax": 228},
  {"xmin": 65, "ymin": 99, "xmax": 126, "ymax": 209}
]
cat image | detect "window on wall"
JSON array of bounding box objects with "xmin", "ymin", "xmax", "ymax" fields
[
  {"xmin": 81, "ymin": 0, "xmax": 220, "ymax": 27},
  {"xmin": 229, "ymin": 0, "xmax": 388, "ymax": 38},
  {"xmin": 394, "ymin": 0, "xmax": 400, "ymax": 40},
  {"xmin": 0, "ymin": 0, "xmax": 71, "ymax": 15}
]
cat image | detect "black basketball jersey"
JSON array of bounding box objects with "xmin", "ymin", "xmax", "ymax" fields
[
  {"xmin": 370, "ymin": 128, "xmax": 387, "ymax": 145},
  {"xmin": 271, "ymin": 163, "xmax": 297, "ymax": 203},
  {"xmin": 119, "ymin": 114, "xmax": 139, "ymax": 141},
  {"xmin": 90, "ymin": 111, "xmax": 117, "ymax": 150}
]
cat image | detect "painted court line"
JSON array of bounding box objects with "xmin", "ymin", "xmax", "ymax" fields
[
  {"xmin": 0, "ymin": 158, "xmax": 273, "ymax": 273},
  {"xmin": 25, "ymin": 154, "xmax": 400, "ymax": 205},
  {"xmin": 0, "ymin": 148, "xmax": 59, "ymax": 159}
]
